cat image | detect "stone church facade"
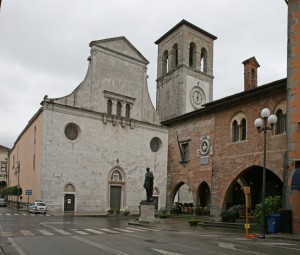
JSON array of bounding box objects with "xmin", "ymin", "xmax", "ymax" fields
[{"xmin": 8, "ymin": 37, "xmax": 168, "ymax": 214}]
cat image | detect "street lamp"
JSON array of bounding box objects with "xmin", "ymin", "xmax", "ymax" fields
[{"xmin": 254, "ymin": 108, "xmax": 277, "ymax": 239}]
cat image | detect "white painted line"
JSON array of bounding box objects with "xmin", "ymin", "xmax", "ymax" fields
[
  {"xmin": 135, "ymin": 227, "xmax": 162, "ymax": 232},
  {"xmin": 112, "ymin": 228, "xmax": 135, "ymax": 233},
  {"xmin": 100, "ymin": 228, "xmax": 120, "ymax": 234},
  {"xmin": 8, "ymin": 238, "xmax": 27, "ymax": 255},
  {"xmin": 85, "ymin": 228, "xmax": 104, "ymax": 235},
  {"xmin": 53, "ymin": 229, "xmax": 72, "ymax": 235},
  {"xmin": 125, "ymin": 227, "xmax": 147, "ymax": 232},
  {"xmin": 73, "ymin": 236, "xmax": 129, "ymax": 255},
  {"xmin": 74, "ymin": 230, "xmax": 88, "ymax": 235},
  {"xmin": 38, "ymin": 230, "xmax": 54, "ymax": 236}
]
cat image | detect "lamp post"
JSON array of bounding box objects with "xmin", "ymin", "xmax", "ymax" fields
[{"xmin": 254, "ymin": 108, "xmax": 277, "ymax": 239}]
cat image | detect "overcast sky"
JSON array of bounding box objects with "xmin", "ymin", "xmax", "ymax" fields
[{"xmin": 0, "ymin": 0, "xmax": 287, "ymax": 149}]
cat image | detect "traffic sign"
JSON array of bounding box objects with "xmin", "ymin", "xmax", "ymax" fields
[{"xmin": 25, "ymin": 189, "xmax": 32, "ymax": 195}]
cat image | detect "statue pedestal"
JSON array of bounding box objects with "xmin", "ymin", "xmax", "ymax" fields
[{"xmin": 139, "ymin": 201, "xmax": 159, "ymax": 223}]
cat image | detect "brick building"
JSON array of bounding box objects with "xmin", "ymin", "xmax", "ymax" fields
[
  {"xmin": 156, "ymin": 20, "xmax": 288, "ymax": 227},
  {"xmin": 287, "ymin": 0, "xmax": 300, "ymax": 233}
]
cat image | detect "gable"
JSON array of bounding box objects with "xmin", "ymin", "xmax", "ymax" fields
[{"xmin": 90, "ymin": 36, "xmax": 149, "ymax": 64}]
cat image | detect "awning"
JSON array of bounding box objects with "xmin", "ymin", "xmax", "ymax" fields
[{"xmin": 291, "ymin": 167, "xmax": 300, "ymax": 190}]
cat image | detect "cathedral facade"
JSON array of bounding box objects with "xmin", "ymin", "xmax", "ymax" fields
[{"xmin": 8, "ymin": 37, "xmax": 168, "ymax": 214}]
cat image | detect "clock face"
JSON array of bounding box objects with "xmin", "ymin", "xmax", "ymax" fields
[
  {"xmin": 190, "ymin": 87, "xmax": 204, "ymax": 109},
  {"xmin": 192, "ymin": 90, "xmax": 202, "ymax": 105}
]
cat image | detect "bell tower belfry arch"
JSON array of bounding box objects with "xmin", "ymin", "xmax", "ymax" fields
[{"xmin": 155, "ymin": 20, "xmax": 217, "ymax": 122}]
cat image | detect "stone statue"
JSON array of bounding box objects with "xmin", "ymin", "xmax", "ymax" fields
[{"xmin": 143, "ymin": 167, "xmax": 154, "ymax": 202}]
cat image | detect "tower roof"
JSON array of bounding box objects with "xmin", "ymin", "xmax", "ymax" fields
[{"xmin": 155, "ymin": 19, "xmax": 217, "ymax": 44}]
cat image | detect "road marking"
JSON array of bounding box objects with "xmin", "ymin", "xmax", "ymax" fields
[
  {"xmin": 73, "ymin": 236, "xmax": 129, "ymax": 255},
  {"xmin": 100, "ymin": 228, "xmax": 120, "ymax": 234},
  {"xmin": 38, "ymin": 230, "xmax": 54, "ymax": 236},
  {"xmin": 85, "ymin": 228, "xmax": 104, "ymax": 234},
  {"xmin": 20, "ymin": 230, "xmax": 34, "ymax": 236},
  {"xmin": 8, "ymin": 238, "xmax": 27, "ymax": 255},
  {"xmin": 112, "ymin": 228, "xmax": 135, "ymax": 233},
  {"xmin": 74, "ymin": 230, "xmax": 89, "ymax": 235},
  {"xmin": 135, "ymin": 227, "xmax": 162, "ymax": 232},
  {"xmin": 6, "ymin": 213, "xmax": 11, "ymax": 215},
  {"xmin": 152, "ymin": 249, "xmax": 184, "ymax": 255},
  {"xmin": 53, "ymin": 228, "xmax": 72, "ymax": 235},
  {"xmin": 126, "ymin": 227, "xmax": 147, "ymax": 232}
]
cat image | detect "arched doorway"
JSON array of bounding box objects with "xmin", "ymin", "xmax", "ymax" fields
[
  {"xmin": 108, "ymin": 167, "xmax": 126, "ymax": 210},
  {"xmin": 197, "ymin": 182, "xmax": 211, "ymax": 215},
  {"xmin": 64, "ymin": 183, "xmax": 75, "ymax": 212},
  {"xmin": 172, "ymin": 182, "xmax": 193, "ymax": 214},
  {"xmin": 223, "ymin": 166, "xmax": 283, "ymax": 211}
]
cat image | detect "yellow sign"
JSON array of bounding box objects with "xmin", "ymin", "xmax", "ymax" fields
[
  {"xmin": 244, "ymin": 224, "xmax": 250, "ymax": 229},
  {"xmin": 243, "ymin": 186, "xmax": 250, "ymax": 194}
]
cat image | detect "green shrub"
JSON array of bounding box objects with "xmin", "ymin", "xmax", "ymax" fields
[
  {"xmin": 253, "ymin": 196, "xmax": 282, "ymax": 224},
  {"xmin": 221, "ymin": 210, "xmax": 237, "ymax": 220}
]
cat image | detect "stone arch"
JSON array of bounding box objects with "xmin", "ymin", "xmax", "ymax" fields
[
  {"xmin": 196, "ymin": 181, "xmax": 211, "ymax": 215},
  {"xmin": 162, "ymin": 50, "xmax": 169, "ymax": 75},
  {"xmin": 171, "ymin": 181, "xmax": 193, "ymax": 214},
  {"xmin": 200, "ymin": 47, "xmax": 208, "ymax": 73},
  {"xmin": 64, "ymin": 183, "xmax": 76, "ymax": 192},
  {"xmin": 222, "ymin": 166, "xmax": 283, "ymax": 212},
  {"xmin": 189, "ymin": 42, "xmax": 197, "ymax": 67},
  {"xmin": 171, "ymin": 43, "xmax": 179, "ymax": 69}
]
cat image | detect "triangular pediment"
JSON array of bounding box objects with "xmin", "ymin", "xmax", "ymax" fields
[{"xmin": 90, "ymin": 36, "xmax": 149, "ymax": 64}]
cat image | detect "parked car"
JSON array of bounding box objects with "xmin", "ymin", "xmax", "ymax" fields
[
  {"xmin": 28, "ymin": 201, "xmax": 47, "ymax": 214},
  {"xmin": 0, "ymin": 195, "xmax": 6, "ymax": 207}
]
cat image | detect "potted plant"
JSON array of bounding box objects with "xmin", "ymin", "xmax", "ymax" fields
[
  {"xmin": 221, "ymin": 209, "xmax": 237, "ymax": 222},
  {"xmin": 187, "ymin": 218, "xmax": 200, "ymax": 226}
]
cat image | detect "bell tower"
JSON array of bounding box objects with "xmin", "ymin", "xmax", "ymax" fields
[{"xmin": 155, "ymin": 20, "xmax": 217, "ymax": 122}]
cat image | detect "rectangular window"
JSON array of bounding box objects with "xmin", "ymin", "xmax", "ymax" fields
[
  {"xmin": 181, "ymin": 143, "xmax": 189, "ymax": 163},
  {"xmin": 1, "ymin": 162, "xmax": 6, "ymax": 172}
]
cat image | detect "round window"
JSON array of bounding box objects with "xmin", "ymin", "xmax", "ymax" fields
[
  {"xmin": 150, "ymin": 137, "xmax": 161, "ymax": 152},
  {"xmin": 64, "ymin": 123, "xmax": 80, "ymax": 141}
]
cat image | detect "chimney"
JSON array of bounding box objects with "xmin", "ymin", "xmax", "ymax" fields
[{"xmin": 242, "ymin": 57, "xmax": 260, "ymax": 91}]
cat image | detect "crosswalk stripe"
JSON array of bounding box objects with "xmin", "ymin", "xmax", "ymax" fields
[
  {"xmin": 112, "ymin": 228, "xmax": 135, "ymax": 233},
  {"xmin": 54, "ymin": 229, "xmax": 72, "ymax": 235},
  {"xmin": 73, "ymin": 230, "xmax": 88, "ymax": 235},
  {"xmin": 135, "ymin": 227, "xmax": 162, "ymax": 232},
  {"xmin": 100, "ymin": 228, "xmax": 120, "ymax": 234},
  {"xmin": 85, "ymin": 229, "xmax": 104, "ymax": 234},
  {"xmin": 20, "ymin": 230, "xmax": 34, "ymax": 236},
  {"xmin": 6, "ymin": 213, "xmax": 11, "ymax": 215},
  {"xmin": 38, "ymin": 230, "xmax": 54, "ymax": 236},
  {"xmin": 126, "ymin": 227, "xmax": 146, "ymax": 232}
]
